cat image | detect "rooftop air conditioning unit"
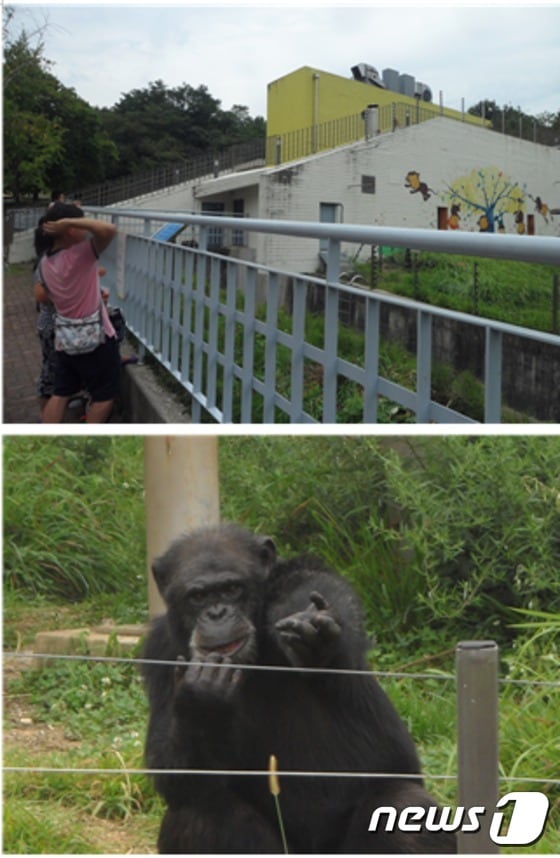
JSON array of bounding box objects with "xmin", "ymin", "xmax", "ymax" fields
[
  {"xmin": 414, "ymin": 82, "xmax": 433, "ymax": 102},
  {"xmin": 351, "ymin": 64, "xmax": 386, "ymax": 89}
]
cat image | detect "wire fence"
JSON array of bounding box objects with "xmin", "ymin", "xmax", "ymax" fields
[
  {"xmin": 4, "ymin": 647, "xmax": 560, "ymax": 788},
  {"xmin": 5, "ymin": 649, "xmax": 560, "ymax": 686},
  {"xmin": 5, "ymin": 644, "xmax": 559, "ymax": 854}
]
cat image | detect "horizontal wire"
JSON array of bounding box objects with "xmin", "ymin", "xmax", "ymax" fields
[
  {"xmin": 5, "ymin": 650, "xmax": 560, "ymax": 688},
  {"xmin": 5, "ymin": 650, "xmax": 452, "ymax": 681},
  {"xmin": 3, "ymin": 766, "xmax": 559, "ymax": 787},
  {"xmin": 5, "ymin": 653, "xmax": 558, "ymax": 789},
  {"xmin": 3, "ymin": 766, "xmax": 451, "ymax": 780}
]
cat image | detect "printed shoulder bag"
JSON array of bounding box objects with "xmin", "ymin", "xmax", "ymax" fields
[{"xmin": 39, "ymin": 259, "xmax": 106, "ymax": 355}]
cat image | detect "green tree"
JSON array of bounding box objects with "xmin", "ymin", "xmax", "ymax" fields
[
  {"xmin": 101, "ymin": 79, "xmax": 265, "ymax": 176},
  {"xmin": 3, "ymin": 14, "xmax": 117, "ymax": 199},
  {"xmin": 4, "ymin": 100, "xmax": 63, "ymax": 201},
  {"xmin": 3, "ymin": 30, "xmax": 61, "ymax": 200},
  {"xmin": 468, "ymin": 98, "xmax": 559, "ymax": 145},
  {"xmin": 535, "ymin": 109, "xmax": 560, "ymax": 146},
  {"xmin": 218, "ymin": 104, "xmax": 266, "ymax": 143},
  {"xmin": 47, "ymin": 87, "xmax": 118, "ymax": 190}
]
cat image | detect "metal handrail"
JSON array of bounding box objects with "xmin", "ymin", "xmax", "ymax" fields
[
  {"xmin": 90, "ymin": 206, "xmax": 560, "ymax": 268},
  {"xmin": 88, "ymin": 207, "xmax": 560, "ymax": 425}
]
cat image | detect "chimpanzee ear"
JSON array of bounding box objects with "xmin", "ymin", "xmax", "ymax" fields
[
  {"xmin": 151, "ymin": 554, "xmax": 171, "ymax": 599},
  {"xmin": 257, "ymin": 536, "xmax": 277, "ymax": 571}
]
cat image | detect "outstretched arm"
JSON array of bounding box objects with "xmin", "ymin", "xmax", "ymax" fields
[
  {"xmin": 42, "ymin": 217, "xmax": 117, "ymax": 254},
  {"xmin": 275, "ymin": 590, "xmax": 342, "ymax": 668},
  {"xmin": 266, "ymin": 560, "xmax": 369, "ymax": 671}
]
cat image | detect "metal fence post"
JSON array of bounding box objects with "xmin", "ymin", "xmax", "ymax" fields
[
  {"xmin": 484, "ymin": 329, "xmax": 503, "ymax": 423},
  {"xmin": 456, "ymin": 640, "xmax": 500, "ymax": 853}
]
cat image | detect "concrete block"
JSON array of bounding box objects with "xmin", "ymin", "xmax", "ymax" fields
[
  {"xmin": 120, "ymin": 359, "xmax": 191, "ymax": 423},
  {"xmin": 33, "ymin": 626, "xmax": 145, "ymax": 669}
]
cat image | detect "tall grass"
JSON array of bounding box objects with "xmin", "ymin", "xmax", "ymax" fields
[
  {"xmin": 4, "ymin": 435, "xmax": 560, "ymax": 649},
  {"xmin": 218, "ymin": 435, "xmax": 560, "ymax": 648},
  {"xmin": 3, "ymin": 437, "xmax": 146, "ymax": 604}
]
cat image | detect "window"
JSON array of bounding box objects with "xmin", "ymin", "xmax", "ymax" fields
[
  {"xmin": 201, "ymin": 202, "xmax": 224, "ymax": 247},
  {"xmin": 233, "ymin": 199, "xmax": 245, "ymax": 247}
]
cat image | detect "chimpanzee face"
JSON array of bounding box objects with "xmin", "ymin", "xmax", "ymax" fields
[
  {"xmin": 151, "ymin": 524, "xmax": 276, "ymax": 665},
  {"xmin": 173, "ymin": 569, "xmax": 258, "ymax": 663}
]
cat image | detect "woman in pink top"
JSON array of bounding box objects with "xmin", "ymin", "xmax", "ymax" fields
[{"xmin": 36, "ymin": 203, "xmax": 120, "ymax": 423}]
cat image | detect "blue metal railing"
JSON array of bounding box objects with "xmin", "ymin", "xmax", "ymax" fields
[{"xmin": 88, "ymin": 207, "xmax": 560, "ymax": 424}]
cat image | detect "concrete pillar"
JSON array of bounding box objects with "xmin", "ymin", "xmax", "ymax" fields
[{"xmin": 144, "ymin": 436, "xmax": 220, "ymax": 618}]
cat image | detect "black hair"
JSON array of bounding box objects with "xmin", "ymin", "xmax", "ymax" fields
[
  {"xmin": 44, "ymin": 202, "xmax": 84, "ymax": 222},
  {"xmin": 50, "ymin": 190, "xmax": 64, "ymax": 201},
  {"xmin": 35, "ymin": 203, "xmax": 84, "ymax": 256},
  {"xmin": 34, "ymin": 215, "xmax": 50, "ymax": 258}
]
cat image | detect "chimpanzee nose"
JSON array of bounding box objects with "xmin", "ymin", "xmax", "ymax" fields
[{"xmin": 206, "ymin": 604, "xmax": 230, "ymax": 621}]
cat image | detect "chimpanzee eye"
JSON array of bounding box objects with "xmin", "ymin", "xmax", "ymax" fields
[
  {"xmin": 188, "ymin": 589, "xmax": 207, "ymax": 607},
  {"xmin": 223, "ymin": 582, "xmax": 243, "ymax": 601}
]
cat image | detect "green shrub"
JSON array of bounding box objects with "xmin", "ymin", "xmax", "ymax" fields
[
  {"xmin": 219, "ymin": 435, "xmax": 560, "ymax": 649},
  {"xmin": 365, "ymin": 252, "xmax": 557, "ymax": 333},
  {"xmin": 5, "ymin": 435, "xmax": 560, "ymax": 651}
]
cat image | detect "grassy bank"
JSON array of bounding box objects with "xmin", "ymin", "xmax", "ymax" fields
[{"xmin": 359, "ymin": 250, "xmax": 559, "ymax": 333}]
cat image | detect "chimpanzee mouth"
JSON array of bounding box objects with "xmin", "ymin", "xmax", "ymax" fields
[{"xmin": 201, "ymin": 636, "xmax": 248, "ymax": 658}]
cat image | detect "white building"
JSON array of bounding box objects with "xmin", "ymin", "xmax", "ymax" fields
[{"xmin": 123, "ymin": 115, "xmax": 560, "ymax": 274}]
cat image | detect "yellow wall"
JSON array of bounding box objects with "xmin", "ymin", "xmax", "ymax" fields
[{"xmin": 266, "ymin": 65, "xmax": 487, "ymax": 139}]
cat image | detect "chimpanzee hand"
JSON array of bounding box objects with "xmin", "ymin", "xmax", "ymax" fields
[
  {"xmin": 173, "ymin": 653, "xmax": 242, "ymax": 714},
  {"xmin": 275, "ymin": 591, "xmax": 342, "ymax": 668}
]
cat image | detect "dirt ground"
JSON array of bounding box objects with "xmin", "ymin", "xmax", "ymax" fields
[{"xmin": 3, "ymin": 653, "xmax": 157, "ymax": 854}]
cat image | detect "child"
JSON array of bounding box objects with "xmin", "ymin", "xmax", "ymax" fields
[{"xmin": 35, "ymin": 203, "xmax": 120, "ymax": 423}]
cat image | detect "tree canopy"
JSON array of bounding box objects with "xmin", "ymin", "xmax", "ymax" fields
[
  {"xmin": 3, "ymin": 13, "xmax": 118, "ymax": 201},
  {"xmin": 3, "ymin": 7, "xmax": 557, "ymax": 202},
  {"xmin": 3, "ymin": 9, "xmax": 265, "ymax": 200},
  {"xmin": 469, "ymin": 99, "xmax": 560, "ymax": 146},
  {"xmin": 99, "ymin": 80, "xmax": 265, "ymax": 177}
]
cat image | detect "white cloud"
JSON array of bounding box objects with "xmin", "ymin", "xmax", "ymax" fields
[{"xmin": 10, "ymin": 4, "xmax": 560, "ymax": 117}]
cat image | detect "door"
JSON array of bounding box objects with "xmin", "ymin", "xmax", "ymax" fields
[{"xmin": 319, "ymin": 203, "xmax": 342, "ymax": 254}]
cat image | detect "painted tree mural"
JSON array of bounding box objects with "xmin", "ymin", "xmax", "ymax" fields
[{"xmin": 443, "ymin": 166, "xmax": 526, "ymax": 233}]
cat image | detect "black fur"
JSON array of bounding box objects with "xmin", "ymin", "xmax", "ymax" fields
[{"xmin": 141, "ymin": 524, "xmax": 456, "ymax": 854}]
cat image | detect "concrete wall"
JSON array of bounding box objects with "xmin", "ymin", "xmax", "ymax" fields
[
  {"xmin": 306, "ymin": 283, "xmax": 560, "ymax": 422},
  {"xmin": 7, "ymin": 229, "xmax": 35, "ymax": 264},
  {"xmin": 103, "ymin": 116, "xmax": 559, "ymax": 278},
  {"xmin": 256, "ymin": 117, "xmax": 560, "ymax": 272}
]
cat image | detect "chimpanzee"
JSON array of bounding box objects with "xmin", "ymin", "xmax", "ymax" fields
[{"xmin": 141, "ymin": 523, "xmax": 456, "ymax": 854}]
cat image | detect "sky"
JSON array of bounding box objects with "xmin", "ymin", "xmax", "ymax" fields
[{"xmin": 8, "ymin": 2, "xmax": 560, "ymax": 120}]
